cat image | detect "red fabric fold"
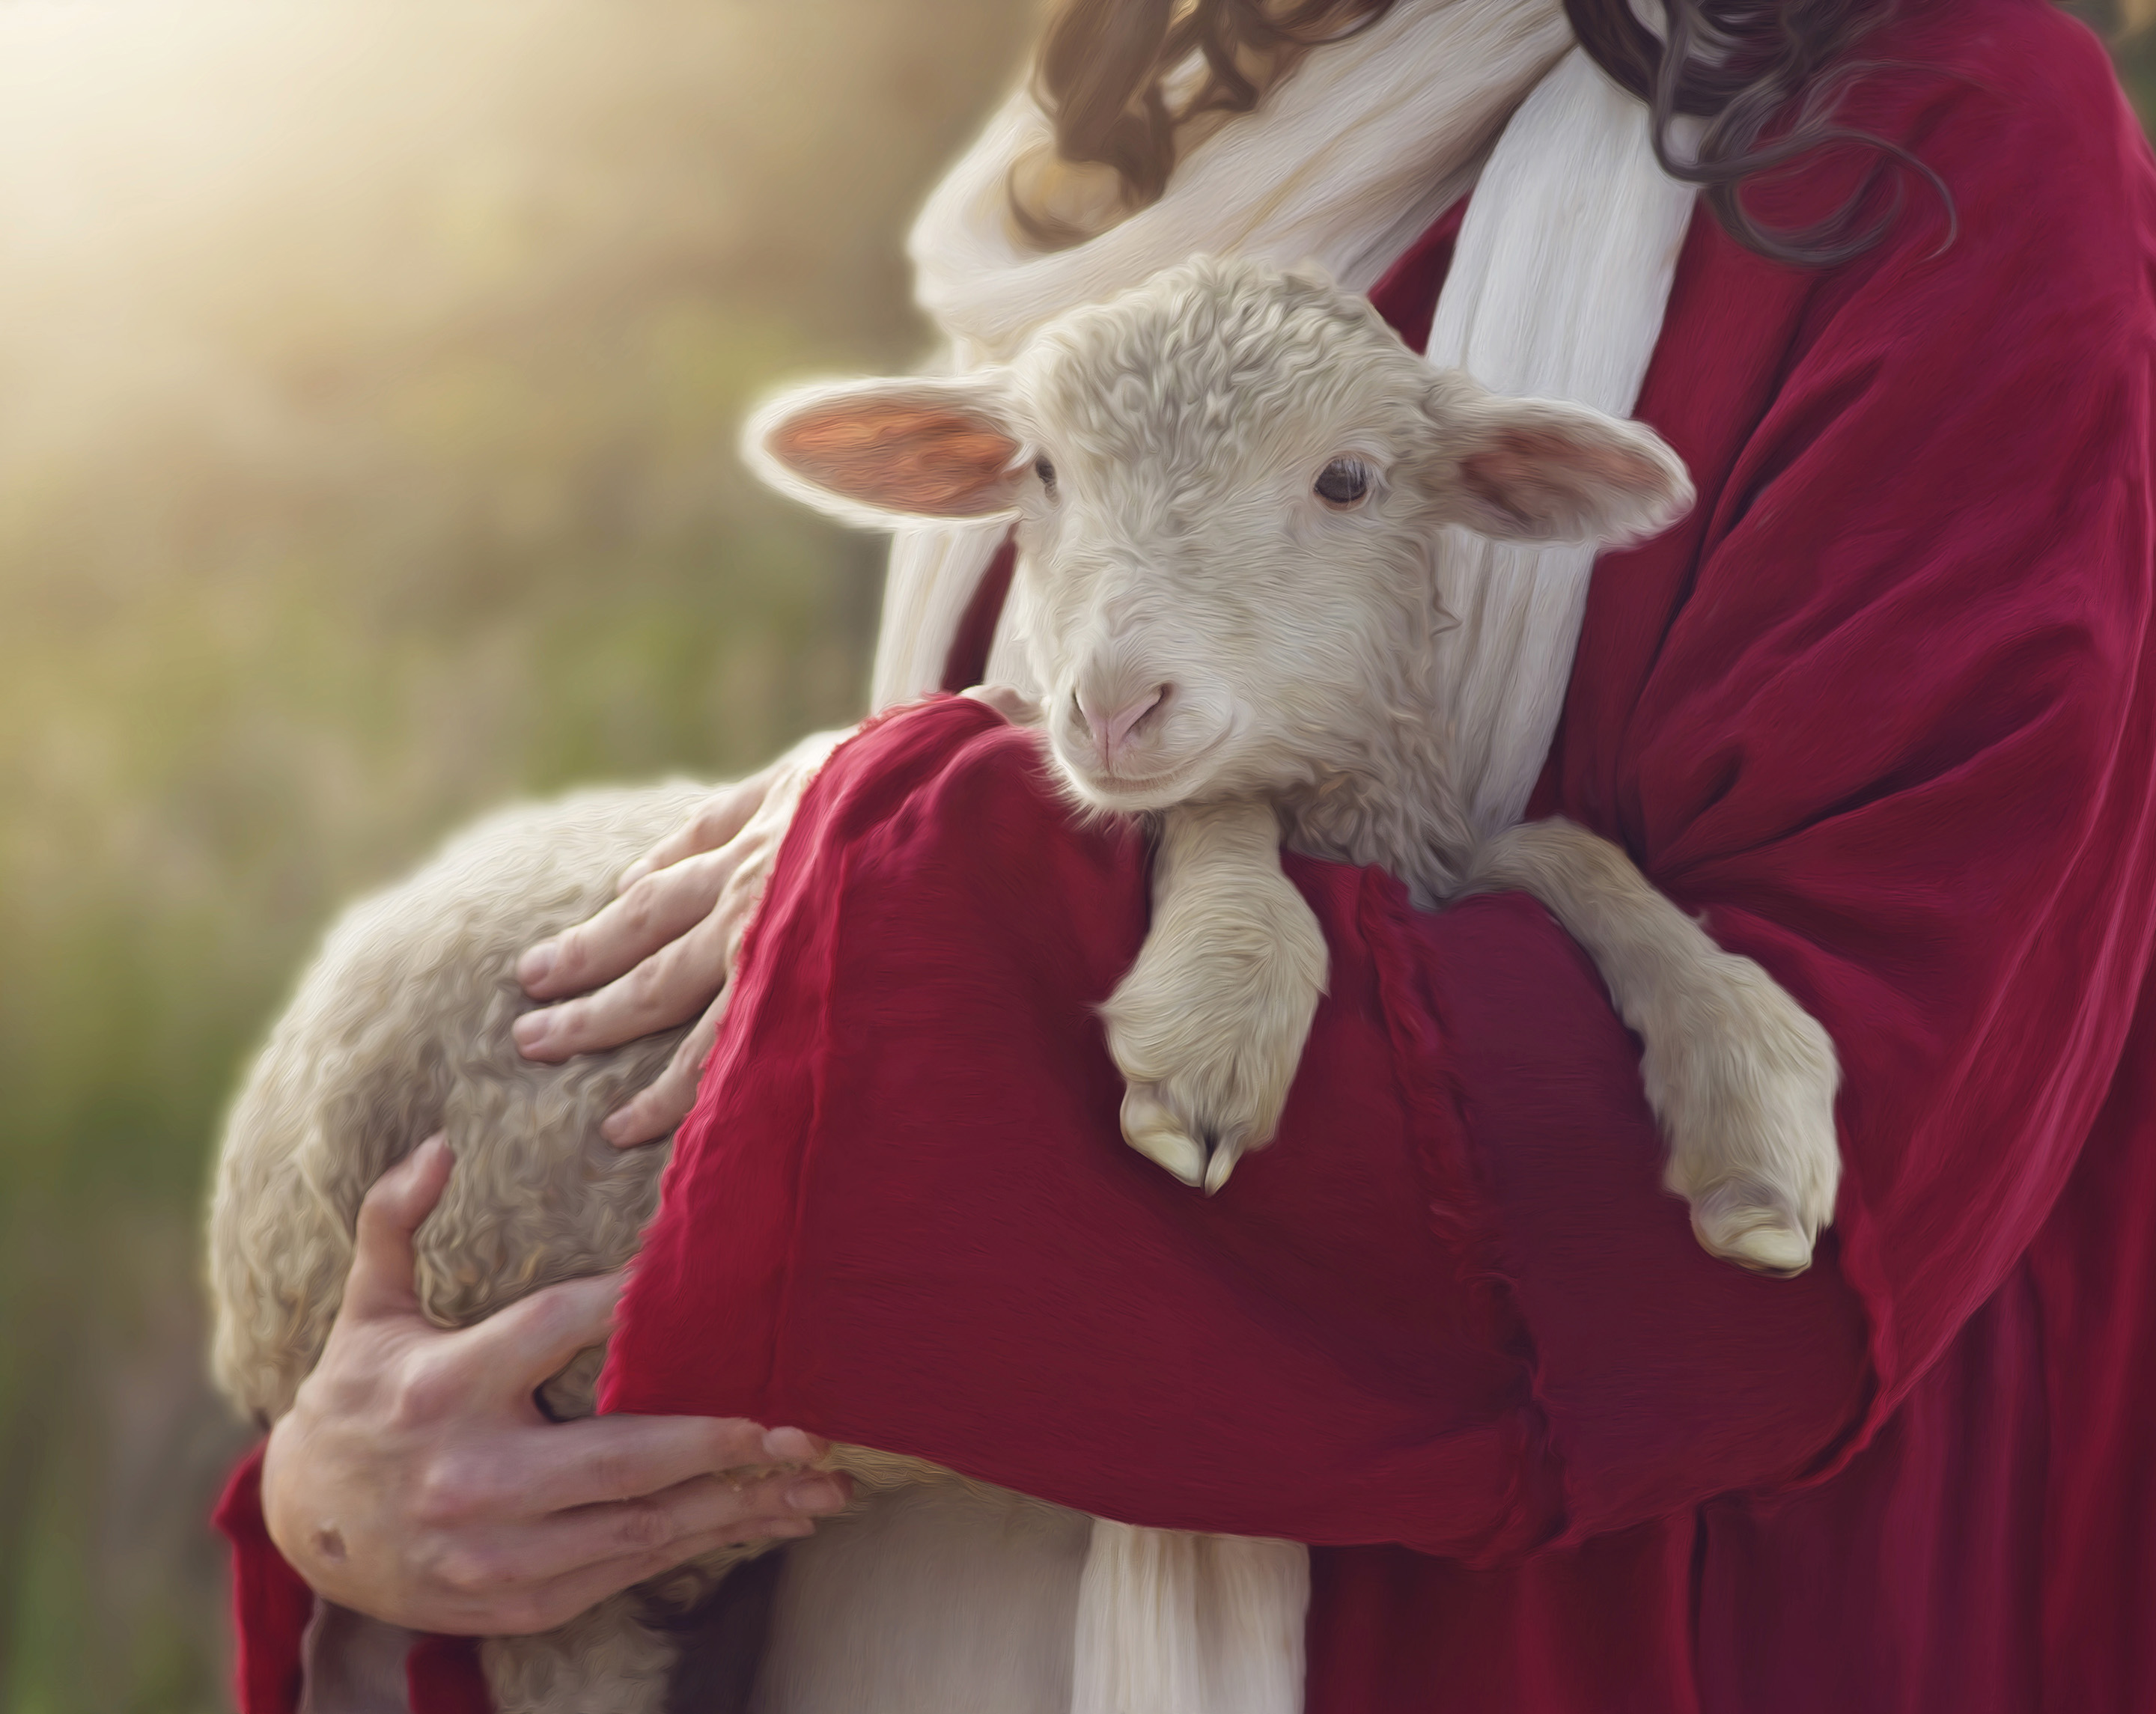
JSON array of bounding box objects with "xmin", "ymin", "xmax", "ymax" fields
[{"xmin": 213, "ymin": 1444, "xmax": 313, "ymax": 1714}]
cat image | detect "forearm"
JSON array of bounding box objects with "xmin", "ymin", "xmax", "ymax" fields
[
  {"xmin": 600, "ymin": 698, "xmax": 1872, "ymax": 1558},
  {"xmin": 1422, "ymin": 889, "xmax": 1869, "ymax": 1543}
]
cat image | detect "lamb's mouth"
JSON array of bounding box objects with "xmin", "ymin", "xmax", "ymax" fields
[{"xmin": 1063, "ymin": 728, "xmax": 1234, "ymax": 808}]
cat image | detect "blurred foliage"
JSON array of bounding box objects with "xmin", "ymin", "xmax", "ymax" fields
[
  {"xmin": 0, "ymin": 1, "xmax": 1032, "ymax": 1707},
  {"xmin": 0, "ymin": 1, "xmax": 2146, "ymax": 1708}
]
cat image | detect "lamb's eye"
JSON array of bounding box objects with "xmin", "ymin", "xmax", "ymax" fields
[
  {"xmin": 1315, "ymin": 457, "xmax": 1370, "ymax": 506},
  {"xmin": 1035, "ymin": 457, "xmax": 1057, "ymax": 495}
]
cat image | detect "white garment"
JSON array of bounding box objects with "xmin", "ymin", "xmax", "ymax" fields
[{"xmin": 874, "ymin": 8, "xmax": 1698, "ymax": 1711}]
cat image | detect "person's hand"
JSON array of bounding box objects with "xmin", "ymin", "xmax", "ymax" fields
[
  {"xmin": 514, "ymin": 727, "xmax": 849, "ymax": 1146},
  {"xmin": 261, "ymin": 1138, "xmax": 850, "ymax": 1635}
]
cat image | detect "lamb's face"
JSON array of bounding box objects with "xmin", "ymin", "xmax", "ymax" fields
[
  {"xmin": 1003, "ymin": 268, "xmax": 1452, "ymax": 812},
  {"xmin": 746, "ymin": 255, "xmax": 1693, "ymax": 813}
]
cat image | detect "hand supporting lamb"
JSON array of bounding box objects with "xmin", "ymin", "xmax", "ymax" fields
[
  {"xmin": 515, "ymin": 725, "xmax": 847, "ymax": 1144},
  {"xmin": 258, "ymin": 1138, "xmax": 849, "ymax": 1638}
]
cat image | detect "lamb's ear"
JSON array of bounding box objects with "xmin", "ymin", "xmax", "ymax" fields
[
  {"xmin": 1423, "ymin": 374, "xmax": 1694, "ymax": 548},
  {"xmin": 743, "ymin": 375, "xmax": 1026, "ymax": 528}
]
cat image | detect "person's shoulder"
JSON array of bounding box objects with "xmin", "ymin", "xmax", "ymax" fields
[
  {"xmin": 1866, "ymin": 0, "xmax": 2150, "ymax": 195},
  {"xmin": 1822, "ymin": 0, "xmax": 2155, "ymax": 306}
]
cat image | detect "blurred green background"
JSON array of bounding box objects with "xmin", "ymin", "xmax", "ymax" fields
[
  {"xmin": 0, "ymin": 1, "xmax": 2145, "ymax": 1707},
  {"xmin": 0, "ymin": 1, "xmax": 1035, "ymax": 1706}
]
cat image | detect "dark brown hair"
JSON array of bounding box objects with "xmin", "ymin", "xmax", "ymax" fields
[
  {"xmin": 1565, "ymin": 0, "xmax": 1953, "ymax": 264},
  {"xmin": 1016, "ymin": 0, "xmax": 1951, "ymax": 266}
]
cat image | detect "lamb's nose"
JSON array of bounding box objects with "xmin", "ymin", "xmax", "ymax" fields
[{"xmin": 1077, "ymin": 683, "xmax": 1170, "ymax": 769}]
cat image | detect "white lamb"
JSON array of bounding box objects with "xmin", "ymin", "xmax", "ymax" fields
[
  {"xmin": 752, "ymin": 253, "xmax": 1840, "ymax": 1266},
  {"xmin": 208, "ymin": 254, "xmax": 1840, "ymax": 1714}
]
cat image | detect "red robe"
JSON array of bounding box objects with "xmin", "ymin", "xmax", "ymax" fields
[{"xmin": 219, "ymin": 0, "xmax": 2156, "ymax": 1707}]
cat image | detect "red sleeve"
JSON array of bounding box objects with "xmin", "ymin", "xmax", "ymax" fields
[
  {"xmin": 603, "ymin": 1, "xmax": 2156, "ymax": 1553},
  {"xmin": 1466, "ymin": 0, "xmax": 2156, "ymax": 1529},
  {"xmin": 1534, "ymin": 0, "xmax": 2156, "ymax": 1471},
  {"xmin": 213, "ymin": 1444, "xmax": 313, "ymax": 1714}
]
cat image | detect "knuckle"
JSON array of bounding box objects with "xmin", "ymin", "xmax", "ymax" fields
[
  {"xmin": 618, "ymin": 878, "xmax": 660, "ymax": 936},
  {"xmin": 584, "ymin": 1445, "xmax": 638, "ymax": 1500},
  {"xmin": 433, "ymin": 1545, "xmax": 505, "ymax": 1599},
  {"xmin": 354, "ymin": 1177, "xmax": 406, "ymax": 1233},
  {"xmin": 519, "ymin": 1288, "xmax": 584, "ymax": 1352},
  {"xmin": 622, "ymin": 963, "xmax": 663, "ymax": 1010},
  {"xmin": 615, "ymin": 1501, "xmax": 673, "ymax": 1551},
  {"xmin": 410, "ymin": 1458, "xmax": 480, "ymax": 1528},
  {"xmin": 692, "ymin": 797, "xmax": 737, "ymax": 844},
  {"xmin": 386, "ymin": 1364, "xmax": 455, "ymax": 1433}
]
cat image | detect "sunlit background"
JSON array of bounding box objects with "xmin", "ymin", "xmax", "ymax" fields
[{"xmin": 0, "ymin": 1, "xmax": 2143, "ymax": 1707}]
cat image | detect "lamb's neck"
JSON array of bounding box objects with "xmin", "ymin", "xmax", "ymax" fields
[{"xmin": 1276, "ymin": 707, "xmax": 1471, "ymax": 909}]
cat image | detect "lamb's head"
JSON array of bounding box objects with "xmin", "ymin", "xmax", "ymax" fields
[{"xmin": 747, "ymin": 256, "xmax": 1691, "ymax": 813}]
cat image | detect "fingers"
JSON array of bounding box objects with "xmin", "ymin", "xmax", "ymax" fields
[
  {"xmin": 491, "ymin": 1465, "xmax": 853, "ymax": 1632},
  {"xmin": 518, "ymin": 844, "xmax": 744, "ymax": 1004},
  {"xmin": 460, "ymin": 1272, "xmax": 626, "ymax": 1403},
  {"xmin": 618, "ymin": 775, "xmax": 769, "ymax": 895},
  {"xmin": 602, "ymin": 993, "xmax": 725, "ymax": 1147},
  {"xmin": 520, "ymin": 1466, "xmax": 852, "ymax": 1577},
  {"xmin": 517, "ymin": 1413, "xmax": 803, "ymax": 1511},
  {"xmin": 343, "ymin": 1136, "xmax": 455, "ymax": 1323},
  {"xmin": 515, "ymin": 897, "xmax": 739, "ymax": 1063}
]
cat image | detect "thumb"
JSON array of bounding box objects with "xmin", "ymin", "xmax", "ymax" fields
[{"xmin": 343, "ymin": 1133, "xmax": 455, "ymax": 1323}]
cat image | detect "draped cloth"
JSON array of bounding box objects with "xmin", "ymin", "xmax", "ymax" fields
[{"xmin": 600, "ymin": 1, "xmax": 2156, "ymax": 1710}]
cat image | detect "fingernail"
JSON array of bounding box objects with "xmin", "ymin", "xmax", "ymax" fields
[
  {"xmin": 398, "ymin": 1134, "xmax": 451, "ymax": 1181},
  {"xmin": 600, "ymin": 1108, "xmax": 633, "ymax": 1146},
  {"xmin": 786, "ymin": 1476, "xmax": 847, "ymax": 1514},
  {"xmin": 517, "ymin": 942, "xmax": 557, "ymax": 986},
  {"xmin": 762, "ymin": 1426, "xmax": 829, "ymax": 1463},
  {"xmin": 513, "ymin": 1011, "xmax": 550, "ymax": 1052}
]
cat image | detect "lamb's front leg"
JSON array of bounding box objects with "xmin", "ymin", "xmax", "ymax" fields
[
  {"xmin": 1104, "ymin": 799, "xmax": 1328, "ymax": 1194},
  {"xmin": 1465, "ymin": 820, "xmax": 1842, "ymax": 1276}
]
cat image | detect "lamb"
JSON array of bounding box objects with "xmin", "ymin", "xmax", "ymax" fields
[
  {"xmin": 752, "ymin": 254, "xmax": 1841, "ymax": 1269},
  {"xmin": 207, "ymin": 254, "xmax": 1842, "ymax": 1714}
]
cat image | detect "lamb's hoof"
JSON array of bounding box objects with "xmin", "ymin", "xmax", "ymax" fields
[
  {"xmin": 1690, "ymin": 1180, "xmax": 1815, "ymax": 1278},
  {"xmin": 1121, "ymin": 1089, "xmax": 1206, "ymax": 1188},
  {"xmin": 1202, "ymin": 1139, "xmax": 1243, "ymax": 1196}
]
